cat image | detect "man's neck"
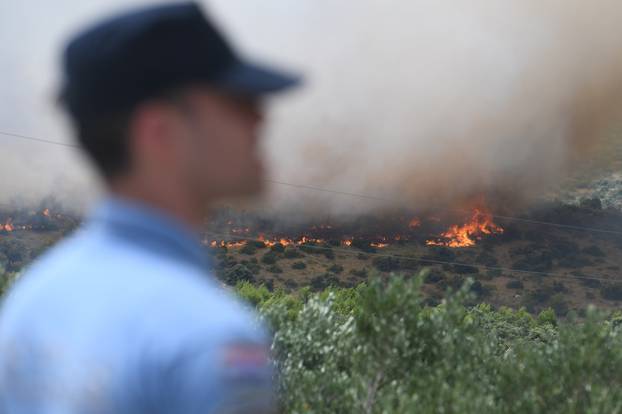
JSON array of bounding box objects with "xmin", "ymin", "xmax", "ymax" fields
[{"xmin": 107, "ymin": 178, "xmax": 206, "ymax": 230}]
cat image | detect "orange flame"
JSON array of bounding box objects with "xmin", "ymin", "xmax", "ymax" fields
[
  {"xmin": 408, "ymin": 218, "xmax": 421, "ymax": 228},
  {"xmin": 1, "ymin": 218, "xmax": 14, "ymax": 232},
  {"xmin": 42, "ymin": 208, "xmax": 50, "ymax": 217},
  {"xmin": 426, "ymin": 208, "xmax": 503, "ymax": 248}
]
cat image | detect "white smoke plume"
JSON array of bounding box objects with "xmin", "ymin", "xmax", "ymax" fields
[{"xmin": 2, "ymin": 1, "xmax": 622, "ymax": 217}]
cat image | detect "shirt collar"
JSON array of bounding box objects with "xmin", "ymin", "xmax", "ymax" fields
[{"xmin": 88, "ymin": 196, "xmax": 209, "ymax": 271}]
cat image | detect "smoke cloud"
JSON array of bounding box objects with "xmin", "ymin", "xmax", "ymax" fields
[{"xmin": 2, "ymin": 1, "xmax": 622, "ymax": 217}]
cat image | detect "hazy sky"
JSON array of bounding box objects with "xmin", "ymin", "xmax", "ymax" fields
[
  {"xmin": 0, "ymin": 0, "xmax": 306, "ymax": 208},
  {"xmin": 2, "ymin": 1, "xmax": 622, "ymax": 217}
]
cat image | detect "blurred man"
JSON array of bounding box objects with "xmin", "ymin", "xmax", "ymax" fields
[{"xmin": 0, "ymin": 2, "xmax": 299, "ymax": 413}]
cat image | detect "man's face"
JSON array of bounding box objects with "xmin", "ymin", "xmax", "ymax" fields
[{"xmin": 172, "ymin": 87, "xmax": 266, "ymax": 202}]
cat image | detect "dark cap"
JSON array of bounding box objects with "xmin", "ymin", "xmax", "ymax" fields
[{"xmin": 59, "ymin": 2, "xmax": 300, "ymax": 119}]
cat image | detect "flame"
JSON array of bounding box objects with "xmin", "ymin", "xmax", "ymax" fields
[
  {"xmin": 208, "ymin": 240, "xmax": 248, "ymax": 248},
  {"xmin": 1, "ymin": 218, "xmax": 14, "ymax": 232},
  {"xmin": 426, "ymin": 208, "xmax": 503, "ymax": 248},
  {"xmin": 370, "ymin": 242, "xmax": 389, "ymax": 248},
  {"xmin": 408, "ymin": 218, "xmax": 421, "ymax": 228},
  {"xmin": 42, "ymin": 208, "xmax": 50, "ymax": 217}
]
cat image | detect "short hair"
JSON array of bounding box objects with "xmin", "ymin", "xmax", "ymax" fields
[
  {"xmin": 73, "ymin": 109, "xmax": 134, "ymax": 180},
  {"xmin": 71, "ymin": 89, "xmax": 189, "ymax": 180}
]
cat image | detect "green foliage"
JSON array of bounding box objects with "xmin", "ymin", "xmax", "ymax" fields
[
  {"xmin": 0, "ymin": 270, "xmax": 18, "ymax": 297},
  {"xmin": 236, "ymin": 275, "xmax": 622, "ymax": 413},
  {"xmin": 224, "ymin": 264, "xmax": 255, "ymax": 285}
]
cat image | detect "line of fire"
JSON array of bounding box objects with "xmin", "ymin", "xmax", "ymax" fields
[{"xmin": 3, "ymin": 197, "xmax": 622, "ymax": 312}]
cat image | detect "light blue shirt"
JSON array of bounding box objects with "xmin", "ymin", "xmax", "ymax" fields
[{"xmin": 0, "ymin": 197, "xmax": 274, "ymax": 414}]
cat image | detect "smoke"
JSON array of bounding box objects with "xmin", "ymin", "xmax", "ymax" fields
[
  {"xmin": 2, "ymin": 1, "xmax": 622, "ymax": 217},
  {"xmin": 215, "ymin": 0, "xmax": 622, "ymax": 218}
]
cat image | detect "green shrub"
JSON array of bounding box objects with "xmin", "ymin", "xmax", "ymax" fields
[
  {"xmin": 241, "ymin": 276, "xmax": 622, "ymax": 413},
  {"xmin": 224, "ymin": 264, "xmax": 255, "ymax": 285}
]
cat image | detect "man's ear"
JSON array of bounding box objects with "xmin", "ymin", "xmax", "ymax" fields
[{"xmin": 128, "ymin": 102, "xmax": 178, "ymax": 166}]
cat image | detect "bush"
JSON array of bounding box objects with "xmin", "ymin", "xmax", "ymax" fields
[
  {"xmin": 506, "ymin": 279, "xmax": 524, "ymax": 290},
  {"xmin": 349, "ymin": 268, "xmax": 368, "ymax": 278},
  {"xmin": 253, "ymin": 276, "xmax": 622, "ymax": 413},
  {"xmin": 601, "ymin": 283, "xmax": 622, "ymax": 301},
  {"xmin": 351, "ymin": 239, "xmax": 376, "ymax": 253},
  {"xmin": 310, "ymin": 274, "xmax": 340, "ymax": 291},
  {"xmin": 239, "ymin": 244, "xmax": 257, "ymax": 255},
  {"xmin": 284, "ymin": 248, "xmax": 303, "ymax": 259},
  {"xmin": 217, "ymin": 255, "xmax": 237, "ymax": 270},
  {"xmin": 583, "ymin": 245, "xmax": 605, "ymax": 257},
  {"xmin": 372, "ymin": 256, "xmax": 400, "ymax": 272},
  {"xmin": 267, "ymin": 264, "xmax": 283, "ymax": 274},
  {"xmin": 261, "ymin": 251, "xmax": 278, "ymax": 265},
  {"xmin": 327, "ymin": 264, "xmax": 344, "ymax": 274},
  {"xmin": 271, "ymin": 243, "xmax": 286, "ymax": 253},
  {"xmin": 550, "ymin": 293, "xmax": 569, "ymax": 316},
  {"xmin": 292, "ymin": 261, "xmax": 307, "ymax": 270},
  {"xmin": 224, "ymin": 264, "xmax": 255, "ymax": 285},
  {"xmin": 452, "ymin": 264, "xmax": 480, "ymax": 274},
  {"xmin": 299, "ymin": 243, "xmax": 334, "ymax": 259},
  {"xmin": 424, "ymin": 271, "xmax": 444, "ymax": 284},
  {"xmin": 250, "ymin": 240, "xmax": 268, "ymax": 249}
]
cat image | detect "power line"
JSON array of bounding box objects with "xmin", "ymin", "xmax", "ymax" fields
[
  {"xmin": 2, "ymin": 128, "xmax": 622, "ymax": 237},
  {"xmin": 204, "ymin": 231, "xmax": 618, "ymax": 285},
  {"xmin": 0, "ymin": 131, "xmax": 79, "ymax": 149}
]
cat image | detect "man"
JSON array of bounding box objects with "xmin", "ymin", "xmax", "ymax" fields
[{"xmin": 0, "ymin": 2, "xmax": 299, "ymax": 413}]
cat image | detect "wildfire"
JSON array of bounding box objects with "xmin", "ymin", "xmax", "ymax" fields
[
  {"xmin": 42, "ymin": 208, "xmax": 50, "ymax": 217},
  {"xmin": 1, "ymin": 219, "xmax": 14, "ymax": 233},
  {"xmin": 205, "ymin": 207, "xmax": 503, "ymax": 252},
  {"xmin": 408, "ymin": 218, "xmax": 421, "ymax": 228},
  {"xmin": 426, "ymin": 208, "xmax": 503, "ymax": 248},
  {"xmin": 209, "ymin": 240, "xmax": 248, "ymax": 248}
]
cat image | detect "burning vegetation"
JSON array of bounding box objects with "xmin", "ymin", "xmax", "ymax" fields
[
  {"xmin": 3, "ymin": 197, "xmax": 622, "ymax": 314},
  {"xmin": 205, "ymin": 204, "xmax": 505, "ymax": 251},
  {"xmin": 426, "ymin": 208, "xmax": 504, "ymax": 248}
]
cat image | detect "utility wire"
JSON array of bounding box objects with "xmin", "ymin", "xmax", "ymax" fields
[{"xmin": 0, "ymin": 131, "xmax": 79, "ymax": 149}]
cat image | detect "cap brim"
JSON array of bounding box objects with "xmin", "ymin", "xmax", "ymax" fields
[{"xmin": 215, "ymin": 60, "xmax": 301, "ymax": 96}]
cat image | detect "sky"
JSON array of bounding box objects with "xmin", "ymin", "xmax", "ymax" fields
[{"xmin": 2, "ymin": 1, "xmax": 622, "ymax": 218}]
